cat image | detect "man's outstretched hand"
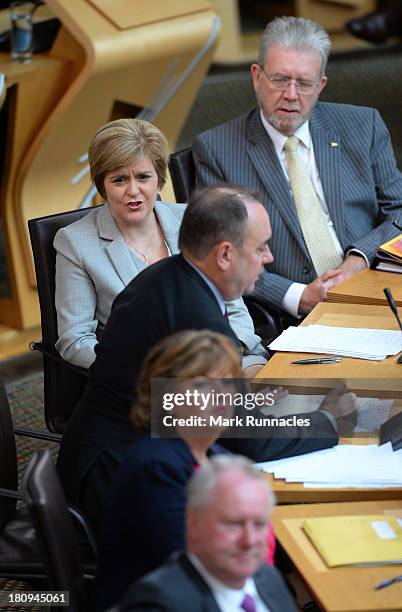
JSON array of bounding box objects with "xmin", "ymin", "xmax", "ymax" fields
[{"xmin": 319, "ymin": 383, "xmax": 358, "ymax": 435}]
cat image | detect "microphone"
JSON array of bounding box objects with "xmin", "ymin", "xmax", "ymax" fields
[{"xmin": 383, "ymin": 287, "xmax": 402, "ymax": 363}]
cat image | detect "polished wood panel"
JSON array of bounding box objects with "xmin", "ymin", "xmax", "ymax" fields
[
  {"xmin": 88, "ymin": 0, "xmax": 211, "ymax": 30},
  {"xmin": 273, "ymin": 500, "xmax": 402, "ymax": 611},
  {"xmin": 0, "ymin": 326, "xmax": 40, "ymax": 361},
  {"xmin": 0, "ymin": 48, "xmax": 72, "ymax": 329},
  {"xmin": 327, "ymin": 270, "xmax": 402, "ymax": 307}
]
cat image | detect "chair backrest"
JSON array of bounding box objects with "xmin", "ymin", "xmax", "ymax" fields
[
  {"xmin": 28, "ymin": 207, "xmax": 98, "ymax": 434},
  {"xmin": 28, "ymin": 207, "xmax": 97, "ymax": 345},
  {"xmin": 23, "ymin": 450, "xmax": 88, "ymax": 612},
  {"xmin": 0, "ymin": 374, "xmax": 18, "ymax": 530},
  {"xmin": 168, "ymin": 147, "xmax": 195, "ymax": 202}
]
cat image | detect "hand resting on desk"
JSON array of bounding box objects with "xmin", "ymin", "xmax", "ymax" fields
[
  {"xmin": 299, "ymin": 255, "xmax": 367, "ymax": 314},
  {"xmin": 299, "ymin": 269, "xmax": 342, "ymax": 314},
  {"xmin": 319, "ymin": 384, "xmax": 358, "ymax": 435}
]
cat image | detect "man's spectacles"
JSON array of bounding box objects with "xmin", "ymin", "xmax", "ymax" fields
[{"xmin": 259, "ymin": 66, "xmax": 319, "ymax": 95}]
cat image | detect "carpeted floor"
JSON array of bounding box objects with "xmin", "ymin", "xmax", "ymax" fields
[{"xmin": 7, "ymin": 372, "xmax": 59, "ymax": 484}]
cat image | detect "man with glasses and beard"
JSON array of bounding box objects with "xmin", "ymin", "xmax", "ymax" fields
[{"xmin": 193, "ymin": 16, "xmax": 402, "ymax": 318}]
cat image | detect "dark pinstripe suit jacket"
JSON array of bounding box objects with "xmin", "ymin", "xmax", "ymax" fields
[{"xmin": 193, "ymin": 103, "xmax": 402, "ymax": 308}]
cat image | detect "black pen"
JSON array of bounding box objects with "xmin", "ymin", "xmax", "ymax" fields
[
  {"xmin": 291, "ymin": 357, "xmax": 342, "ymax": 365},
  {"xmin": 375, "ymin": 575, "xmax": 402, "ymax": 590}
]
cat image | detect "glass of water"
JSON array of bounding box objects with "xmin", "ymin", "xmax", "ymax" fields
[{"xmin": 10, "ymin": 1, "xmax": 37, "ymax": 63}]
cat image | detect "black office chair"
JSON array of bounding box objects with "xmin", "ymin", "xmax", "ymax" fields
[
  {"xmin": 169, "ymin": 147, "xmax": 285, "ymax": 345},
  {"xmin": 0, "ymin": 373, "xmax": 97, "ymax": 592},
  {"xmin": 168, "ymin": 147, "xmax": 197, "ymax": 203},
  {"xmin": 23, "ymin": 450, "xmax": 96, "ymax": 612},
  {"xmin": 0, "ymin": 372, "xmax": 60, "ymax": 582},
  {"xmin": 28, "ymin": 208, "xmax": 100, "ymax": 434}
]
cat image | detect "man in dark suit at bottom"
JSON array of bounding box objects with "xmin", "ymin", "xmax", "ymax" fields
[{"xmin": 116, "ymin": 455, "xmax": 296, "ymax": 612}]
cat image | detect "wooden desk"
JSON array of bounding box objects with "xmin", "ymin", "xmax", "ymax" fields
[
  {"xmin": 266, "ymin": 436, "xmax": 402, "ymax": 504},
  {"xmin": 327, "ymin": 270, "xmax": 402, "ymax": 307},
  {"xmin": 268, "ymin": 473, "xmax": 402, "ymax": 505},
  {"xmin": 272, "ymin": 500, "xmax": 402, "ymax": 611},
  {"xmin": 256, "ymin": 303, "xmax": 402, "ymax": 399}
]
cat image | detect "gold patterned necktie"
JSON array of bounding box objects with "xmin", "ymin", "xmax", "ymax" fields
[{"xmin": 284, "ymin": 135, "xmax": 343, "ymax": 276}]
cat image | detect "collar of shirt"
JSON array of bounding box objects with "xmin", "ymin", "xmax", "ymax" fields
[
  {"xmin": 182, "ymin": 256, "xmax": 226, "ymax": 316},
  {"xmin": 259, "ymin": 109, "xmax": 311, "ymax": 158},
  {"xmin": 188, "ymin": 553, "xmax": 261, "ymax": 611}
]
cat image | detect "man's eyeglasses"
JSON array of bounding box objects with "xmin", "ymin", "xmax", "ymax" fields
[{"xmin": 259, "ymin": 66, "xmax": 319, "ymax": 95}]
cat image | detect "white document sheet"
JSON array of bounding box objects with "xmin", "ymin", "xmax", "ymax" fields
[
  {"xmin": 268, "ymin": 324, "xmax": 402, "ymax": 360},
  {"xmin": 255, "ymin": 443, "xmax": 401, "ymax": 488}
]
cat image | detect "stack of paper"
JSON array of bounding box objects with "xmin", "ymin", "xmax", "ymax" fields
[
  {"xmin": 255, "ymin": 443, "xmax": 402, "ymax": 488},
  {"xmin": 268, "ymin": 324, "xmax": 402, "ymax": 360},
  {"xmin": 303, "ymin": 515, "xmax": 402, "ymax": 567}
]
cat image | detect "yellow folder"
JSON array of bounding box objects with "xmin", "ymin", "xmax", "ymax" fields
[{"xmin": 303, "ymin": 515, "xmax": 402, "ymax": 567}]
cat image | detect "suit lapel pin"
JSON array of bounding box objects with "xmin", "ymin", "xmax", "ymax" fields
[{"xmin": 330, "ymin": 142, "xmax": 338, "ymax": 147}]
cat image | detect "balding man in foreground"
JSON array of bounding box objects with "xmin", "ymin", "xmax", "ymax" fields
[{"xmin": 194, "ymin": 17, "xmax": 402, "ymax": 316}]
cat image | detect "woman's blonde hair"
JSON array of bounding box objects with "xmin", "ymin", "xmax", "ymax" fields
[
  {"xmin": 88, "ymin": 118, "xmax": 169, "ymax": 198},
  {"xmin": 132, "ymin": 330, "xmax": 241, "ymax": 431}
]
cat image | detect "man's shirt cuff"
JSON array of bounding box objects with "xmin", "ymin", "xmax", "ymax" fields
[
  {"xmin": 282, "ymin": 282, "xmax": 306, "ymax": 318},
  {"xmin": 345, "ymin": 248, "xmax": 369, "ymax": 267}
]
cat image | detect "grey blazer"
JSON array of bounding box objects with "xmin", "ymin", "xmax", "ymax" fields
[
  {"xmin": 54, "ymin": 202, "xmax": 264, "ymax": 368},
  {"xmin": 193, "ymin": 103, "xmax": 402, "ymax": 308}
]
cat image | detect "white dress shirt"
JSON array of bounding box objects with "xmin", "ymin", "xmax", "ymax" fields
[
  {"xmin": 188, "ymin": 553, "xmax": 270, "ymax": 612},
  {"xmin": 260, "ymin": 111, "xmax": 367, "ymax": 316}
]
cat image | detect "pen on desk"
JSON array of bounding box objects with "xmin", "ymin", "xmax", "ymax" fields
[
  {"xmin": 375, "ymin": 575, "xmax": 402, "ymax": 590},
  {"xmin": 291, "ymin": 357, "xmax": 342, "ymax": 365}
]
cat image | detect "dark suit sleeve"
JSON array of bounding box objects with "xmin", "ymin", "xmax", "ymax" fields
[
  {"xmin": 351, "ymin": 109, "xmax": 402, "ymax": 259},
  {"xmin": 117, "ymin": 580, "xmax": 168, "ymax": 611},
  {"xmin": 250, "ymin": 268, "xmax": 295, "ymax": 311},
  {"xmin": 116, "ymin": 558, "xmax": 209, "ymax": 612},
  {"xmin": 218, "ymin": 410, "xmax": 338, "ymax": 462}
]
